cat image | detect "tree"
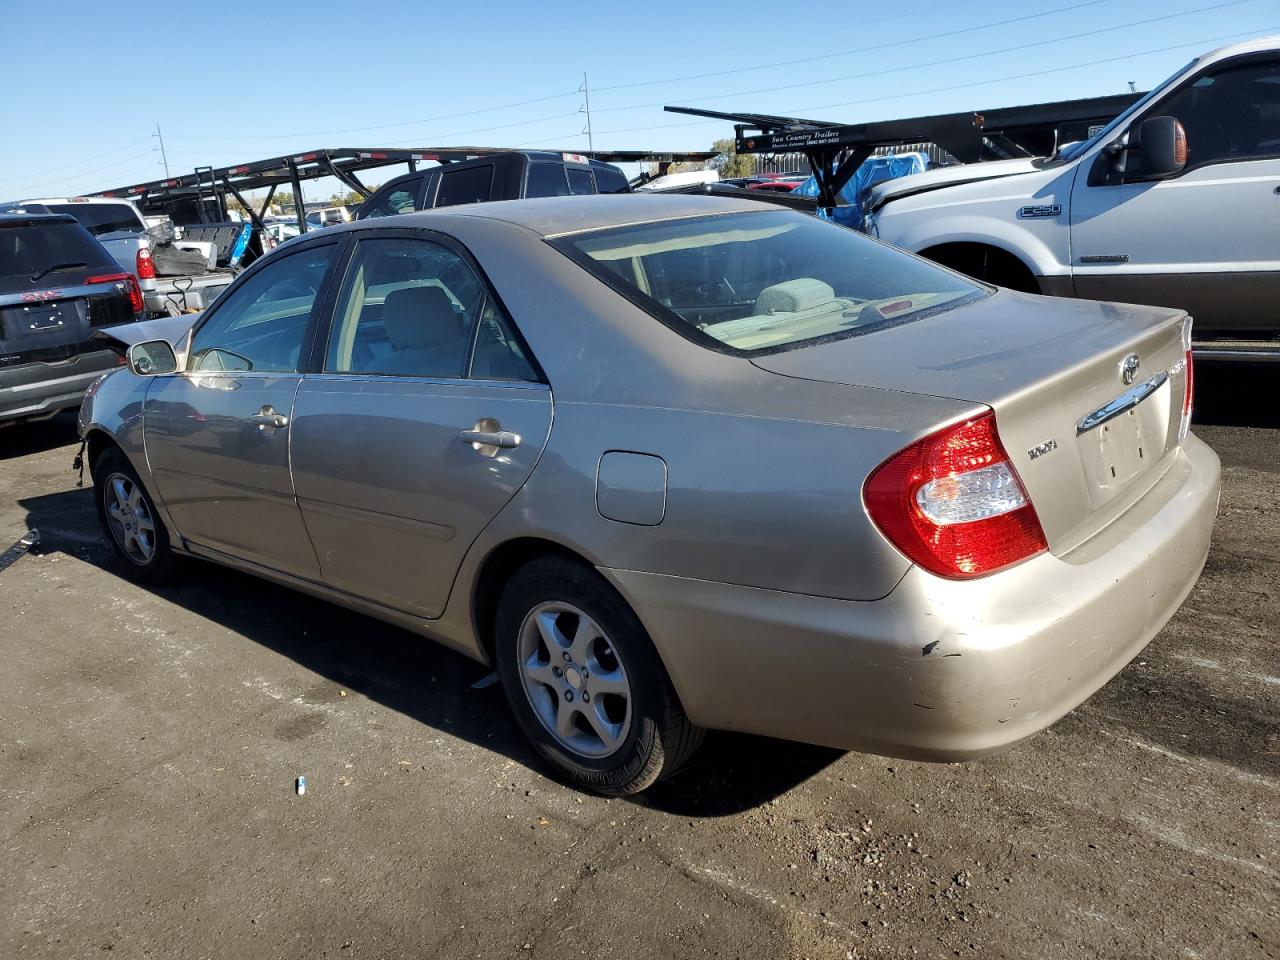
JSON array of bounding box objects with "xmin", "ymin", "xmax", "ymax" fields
[
  {"xmin": 329, "ymin": 189, "xmax": 368, "ymax": 207},
  {"xmin": 711, "ymin": 138, "xmax": 755, "ymax": 179}
]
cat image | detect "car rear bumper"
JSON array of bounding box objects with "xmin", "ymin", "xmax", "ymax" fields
[
  {"xmin": 0, "ymin": 350, "xmax": 120, "ymax": 424},
  {"xmin": 603, "ymin": 433, "xmax": 1221, "ymax": 760}
]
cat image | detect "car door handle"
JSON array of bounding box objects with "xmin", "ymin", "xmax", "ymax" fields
[
  {"xmin": 458, "ymin": 428, "xmax": 521, "ymax": 449},
  {"xmin": 248, "ymin": 407, "xmax": 289, "ymax": 430}
]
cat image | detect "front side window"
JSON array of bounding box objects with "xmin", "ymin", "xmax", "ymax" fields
[
  {"xmin": 325, "ymin": 236, "xmax": 485, "ymax": 378},
  {"xmin": 363, "ymin": 179, "xmax": 421, "ymax": 219},
  {"xmin": 1151, "ymin": 58, "xmax": 1280, "ymax": 167},
  {"xmin": 436, "ymin": 165, "xmax": 494, "ymax": 207},
  {"xmin": 189, "ymin": 244, "xmax": 336, "ymax": 372},
  {"xmin": 556, "ymin": 210, "xmax": 985, "ymax": 355}
]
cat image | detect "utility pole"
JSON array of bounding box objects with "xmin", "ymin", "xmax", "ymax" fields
[
  {"xmin": 580, "ymin": 72, "xmax": 594, "ymax": 156},
  {"xmin": 154, "ymin": 123, "xmax": 170, "ymax": 178}
]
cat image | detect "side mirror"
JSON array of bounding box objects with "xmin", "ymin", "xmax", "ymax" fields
[
  {"xmin": 1137, "ymin": 116, "xmax": 1187, "ymax": 178},
  {"xmin": 127, "ymin": 340, "xmax": 179, "ymax": 377}
]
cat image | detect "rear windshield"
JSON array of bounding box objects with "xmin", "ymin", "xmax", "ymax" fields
[
  {"xmin": 45, "ymin": 202, "xmax": 144, "ymax": 236},
  {"xmin": 0, "ymin": 221, "xmax": 116, "ymax": 285},
  {"xmin": 555, "ymin": 210, "xmax": 986, "ymax": 355}
]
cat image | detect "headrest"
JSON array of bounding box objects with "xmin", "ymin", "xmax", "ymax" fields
[
  {"xmin": 382, "ymin": 285, "xmax": 460, "ymax": 350},
  {"xmin": 754, "ymin": 278, "xmax": 836, "ymax": 315}
]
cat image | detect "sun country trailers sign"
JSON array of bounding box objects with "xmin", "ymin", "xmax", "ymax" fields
[{"xmin": 736, "ymin": 128, "xmax": 853, "ymax": 153}]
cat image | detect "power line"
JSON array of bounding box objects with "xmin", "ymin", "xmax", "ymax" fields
[
  {"xmin": 591, "ymin": 0, "xmax": 1113, "ymax": 92},
  {"xmin": 588, "ymin": 24, "xmax": 1275, "ymax": 137},
  {"xmin": 4, "ymin": 148, "xmax": 160, "ymax": 194},
  {"xmin": 591, "ymin": 0, "xmax": 1255, "ymax": 115},
  {"xmin": 0, "ymin": 135, "xmax": 152, "ymax": 185},
  {"xmin": 163, "ymin": 90, "xmax": 580, "ymax": 142},
  {"xmin": 790, "ymin": 24, "xmax": 1277, "ymax": 116}
]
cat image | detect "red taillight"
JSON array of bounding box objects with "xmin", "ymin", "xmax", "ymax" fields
[
  {"xmin": 88, "ymin": 272, "xmax": 145, "ymax": 316},
  {"xmin": 1183, "ymin": 348, "xmax": 1194, "ymax": 419},
  {"xmin": 135, "ymin": 246, "xmax": 156, "ymax": 280},
  {"xmin": 864, "ymin": 411, "xmax": 1048, "ymax": 579}
]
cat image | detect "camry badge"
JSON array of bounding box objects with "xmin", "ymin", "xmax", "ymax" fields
[
  {"xmin": 1120, "ymin": 353, "xmax": 1140, "ymax": 385},
  {"xmin": 1028, "ymin": 438, "xmax": 1058, "ymax": 461}
]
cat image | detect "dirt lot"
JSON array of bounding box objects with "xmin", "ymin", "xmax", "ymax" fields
[{"xmin": 0, "ymin": 361, "xmax": 1276, "ymax": 960}]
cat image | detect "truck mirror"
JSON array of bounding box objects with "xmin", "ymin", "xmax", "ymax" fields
[
  {"xmin": 1137, "ymin": 116, "xmax": 1187, "ymax": 177},
  {"xmin": 127, "ymin": 340, "xmax": 179, "ymax": 377}
]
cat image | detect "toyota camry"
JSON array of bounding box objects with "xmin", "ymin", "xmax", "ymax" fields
[{"xmin": 79, "ymin": 195, "xmax": 1220, "ymax": 795}]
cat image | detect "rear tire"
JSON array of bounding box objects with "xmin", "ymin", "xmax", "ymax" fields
[
  {"xmin": 494, "ymin": 556, "xmax": 703, "ymax": 795},
  {"xmin": 93, "ymin": 446, "xmax": 180, "ymax": 584}
]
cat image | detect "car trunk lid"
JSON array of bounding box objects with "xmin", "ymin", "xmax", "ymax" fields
[{"xmin": 751, "ymin": 289, "xmax": 1191, "ymax": 554}]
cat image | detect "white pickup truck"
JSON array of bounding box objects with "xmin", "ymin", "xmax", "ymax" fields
[
  {"xmin": 865, "ymin": 34, "xmax": 1280, "ymax": 355},
  {"xmin": 0, "ymin": 197, "xmax": 239, "ymax": 317}
]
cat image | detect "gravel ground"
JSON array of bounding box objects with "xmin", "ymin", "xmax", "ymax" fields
[{"xmin": 0, "ymin": 360, "xmax": 1275, "ymax": 960}]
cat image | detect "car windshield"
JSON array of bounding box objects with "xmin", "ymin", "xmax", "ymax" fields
[
  {"xmin": 556, "ymin": 210, "xmax": 986, "ymax": 354},
  {"xmin": 45, "ymin": 203, "xmax": 144, "ymax": 236}
]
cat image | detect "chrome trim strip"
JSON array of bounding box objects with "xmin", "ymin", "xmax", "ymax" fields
[
  {"xmin": 1193, "ymin": 348, "xmax": 1280, "ymax": 363},
  {"xmin": 1076, "ymin": 371, "xmax": 1169, "ymax": 435}
]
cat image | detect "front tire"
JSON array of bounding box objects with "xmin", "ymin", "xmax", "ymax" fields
[
  {"xmin": 93, "ymin": 446, "xmax": 180, "ymax": 584},
  {"xmin": 494, "ymin": 556, "xmax": 702, "ymax": 795}
]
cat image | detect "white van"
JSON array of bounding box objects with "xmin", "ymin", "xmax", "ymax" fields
[{"xmin": 866, "ymin": 35, "xmax": 1280, "ymax": 345}]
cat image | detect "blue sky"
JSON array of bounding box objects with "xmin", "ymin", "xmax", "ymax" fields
[{"xmin": 0, "ymin": 0, "xmax": 1274, "ymax": 203}]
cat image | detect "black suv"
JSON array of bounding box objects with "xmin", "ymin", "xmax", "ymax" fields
[
  {"xmin": 1, "ymin": 213, "xmax": 143, "ymax": 426},
  {"xmin": 356, "ymin": 151, "xmax": 631, "ymax": 220}
]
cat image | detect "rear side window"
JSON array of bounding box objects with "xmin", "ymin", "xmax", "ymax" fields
[
  {"xmin": 593, "ymin": 165, "xmax": 630, "ymax": 194},
  {"xmin": 0, "ymin": 221, "xmax": 117, "ymax": 286},
  {"xmin": 566, "ymin": 168, "xmax": 596, "ymax": 195},
  {"xmin": 525, "ymin": 162, "xmax": 571, "ymax": 198},
  {"xmin": 325, "ymin": 236, "xmax": 485, "ymax": 378},
  {"xmin": 436, "ymin": 165, "xmax": 494, "ymax": 207},
  {"xmin": 556, "ymin": 209, "xmax": 985, "ymax": 355},
  {"xmin": 45, "ymin": 203, "xmax": 144, "ymax": 236}
]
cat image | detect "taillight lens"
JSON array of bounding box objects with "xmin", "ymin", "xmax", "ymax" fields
[
  {"xmin": 1183, "ymin": 348, "xmax": 1194, "ymax": 419},
  {"xmin": 88, "ymin": 272, "xmax": 145, "ymax": 316},
  {"xmin": 136, "ymin": 246, "xmax": 156, "ymax": 280},
  {"xmin": 1179, "ymin": 317, "xmax": 1195, "ymax": 440},
  {"xmin": 864, "ymin": 411, "xmax": 1048, "ymax": 579}
]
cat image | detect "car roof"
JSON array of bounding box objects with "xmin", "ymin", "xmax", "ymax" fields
[
  {"xmin": 377, "ymin": 194, "xmax": 773, "ymax": 239},
  {"xmin": 14, "ymin": 196, "xmax": 138, "ymax": 206},
  {"xmin": 0, "ymin": 211, "xmax": 79, "ymax": 227}
]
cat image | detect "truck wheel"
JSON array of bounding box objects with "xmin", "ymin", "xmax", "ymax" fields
[
  {"xmin": 494, "ymin": 556, "xmax": 703, "ymax": 795},
  {"xmin": 93, "ymin": 447, "xmax": 180, "ymax": 584},
  {"xmin": 922, "ymin": 242, "xmax": 1039, "ymax": 294}
]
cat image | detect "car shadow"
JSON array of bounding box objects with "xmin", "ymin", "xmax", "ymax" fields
[
  {"xmin": 1193, "ymin": 359, "xmax": 1278, "ymax": 429},
  {"xmin": 17, "ymin": 485, "xmax": 836, "ymax": 815},
  {"xmin": 0, "ymin": 410, "xmax": 80, "ymax": 460}
]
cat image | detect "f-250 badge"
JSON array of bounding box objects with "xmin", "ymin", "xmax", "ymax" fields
[{"xmin": 1017, "ymin": 204, "xmax": 1062, "ymax": 219}]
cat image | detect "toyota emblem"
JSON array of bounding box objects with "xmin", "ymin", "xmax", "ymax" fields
[{"xmin": 1120, "ymin": 353, "xmax": 1140, "ymax": 385}]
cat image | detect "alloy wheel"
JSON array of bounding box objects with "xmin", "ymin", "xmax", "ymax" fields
[
  {"xmin": 104, "ymin": 472, "xmax": 156, "ymax": 565},
  {"xmin": 516, "ymin": 601, "xmax": 633, "ymax": 758}
]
